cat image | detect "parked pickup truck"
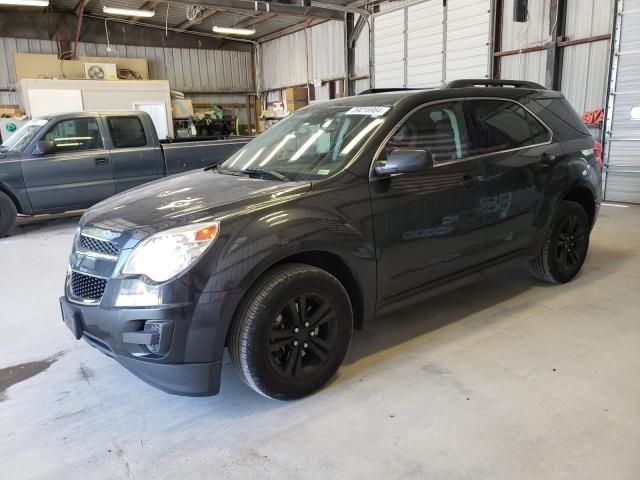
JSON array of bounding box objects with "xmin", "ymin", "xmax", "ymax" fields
[{"xmin": 0, "ymin": 111, "xmax": 250, "ymax": 236}]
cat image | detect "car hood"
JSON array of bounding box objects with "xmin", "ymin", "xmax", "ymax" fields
[{"xmin": 80, "ymin": 169, "xmax": 311, "ymax": 246}]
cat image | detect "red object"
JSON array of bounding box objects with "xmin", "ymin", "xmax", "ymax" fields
[
  {"xmin": 593, "ymin": 140, "xmax": 603, "ymax": 172},
  {"xmin": 582, "ymin": 108, "xmax": 604, "ymax": 127}
]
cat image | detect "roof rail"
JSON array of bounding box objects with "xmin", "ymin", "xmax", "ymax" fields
[
  {"xmin": 357, "ymin": 88, "xmax": 427, "ymax": 95},
  {"xmin": 446, "ymin": 79, "xmax": 546, "ymax": 90}
]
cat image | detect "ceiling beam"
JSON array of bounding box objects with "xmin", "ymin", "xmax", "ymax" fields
[
  {"xmin": 160, "ymin": 0, "xmax": 344, "ymax": 21},
  {"xmin": 257, "ymin": 17, "xmax": 326, "ymax": 43},
  {"xmin": 233, "ymin": 12, "xmax": 278, "ymax": 29},
  {"xmin": 174, "ymin": 7, "xmax": 220, "ymax": 31},
  {"xmin": 129, "ymin": 1, "xmax": 161, "ymax": 21}
]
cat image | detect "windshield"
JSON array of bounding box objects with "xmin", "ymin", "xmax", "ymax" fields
[
  {"xmin": 1, "ymin": 119, "xmax": 48, "ymax": 153},
  {"xmin": 221, "ymin": 105, "xmax": 390, "ymax": 181}
]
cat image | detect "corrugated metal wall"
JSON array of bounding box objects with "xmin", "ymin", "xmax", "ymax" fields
[
  {"xmin": 0, "ymin": 36, "xmax": 254, "ymax": 100},
  {"xmin": 259, "ymin": 20, "xmax": 346, "ymax": 91},
  {"xmin": 499, "ymin": 0, "xmax": 614, "ymax": 116},
  {"xmin": 562, "ymin": 0, "xmax": 615, "ymax": 114},
  {"xmin": 499, "ymin": 0, "xmax": 550, "ymax": 84},
  {"xmin": 603, "ymin": 0, "xmax": 640, "ymax": 203},
  {"xmin": 446, "ymin": 0, "xmax": 492, "ymax": 80},
  {"xmin": 372, "ymin": 0, "xmax": 491, "ymax": 88},
  {"xmin": 354, "ymin": 19, "xmax": 370, "ymax": 78},
  {"xmin": 407, "ymin": 1, "xmax": 443, "ymax": 87}
]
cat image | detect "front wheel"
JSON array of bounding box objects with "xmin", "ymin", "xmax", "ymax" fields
[
  {"xmin": 228, "ymin": 264, "xmax": 353, "ymax": 400},
  {"xmin": 529, "ymin": 200, "xmax": 590, "ymax": 283}
]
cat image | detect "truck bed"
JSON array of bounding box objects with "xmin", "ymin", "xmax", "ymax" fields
[{"xmin": 162, "ymin": 137, "xmax": 251, "ymax": 175}]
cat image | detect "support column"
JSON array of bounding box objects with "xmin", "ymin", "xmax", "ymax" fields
[
  {"xmin": 345, "ymin": 12, "xmax": 356, "ymax": 96},
  {"xmin": 545, "ymin": 0, "xmax": 567, "ymax": 90}
]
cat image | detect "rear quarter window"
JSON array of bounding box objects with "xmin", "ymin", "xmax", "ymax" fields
[
  {"xmin": 107, "ymin": 116, "xmax": 147, "ymax": 148},
  {"xmin": 533, "ymin": 97, "xmax": 591, "ymax": 136}
]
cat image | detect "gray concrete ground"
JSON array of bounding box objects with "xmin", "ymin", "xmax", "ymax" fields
[{"xmin": 1, "ymin": 204, "xmax": 639, "ymax": 480}]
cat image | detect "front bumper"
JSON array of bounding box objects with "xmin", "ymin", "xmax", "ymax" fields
[{"xmin": 59, "ymin": 286, "xmax": 245, "ymax": 396}]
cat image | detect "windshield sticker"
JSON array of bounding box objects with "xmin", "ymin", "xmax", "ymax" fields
[
  {"xmin": 317, "ymin": 169, "xmax": 331, "ymax": 175},
  {"xmin": 345, "ymin": 106, "xmax": 390, "ymax": 117}
]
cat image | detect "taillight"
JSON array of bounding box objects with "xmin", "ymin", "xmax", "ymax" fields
[{"xmin": 593, "ymin": 140, "xmax": 603, "ymax": 172}]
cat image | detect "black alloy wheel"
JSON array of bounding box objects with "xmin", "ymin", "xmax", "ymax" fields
[
  {"xmin": 529, "ymin": 200, "xmax": 591, "ymax": 284},
  {"xmin": 555, "ymin": 214, "xmax": 587, "ymax": 273},
  {"xmin": 229, "ymin": 264, "xmax": 353, "ymax": 400},
  {"xmin": 268, "ymin": 293, "xmax": 338, "ymax": 380}
]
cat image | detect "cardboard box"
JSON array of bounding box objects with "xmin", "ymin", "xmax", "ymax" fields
[
  {"xmin": 171, "ymin": 99, "xmax": 194, "ymax": 118},
  {"xmin": 286, "ymin": 99, "xmax": 307, "ymax": 113},
  {"xmin": 285, "ymin": 87, "xmax": 308, "ymax": 103}
]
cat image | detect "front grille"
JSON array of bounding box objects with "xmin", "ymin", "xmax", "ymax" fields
[
  {"xmin": 70, "ymin": 271, "xmax": 107, "ymax": 301},
  {"xmin": 79, "ymin": 235, "xmax": 120, "ymax": 257}
]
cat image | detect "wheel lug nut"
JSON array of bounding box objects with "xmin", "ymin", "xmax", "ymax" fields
[
  {"xmin": 310, "ymin": 331, "xmax": 315, "ymax": 336},
  {"xmin": 293, "ymin": 340, "xmax": 299, "ymax": 346},
  {"xmin": 303, "ymin": 342, "xmax": 308, "ymax": 348},
  {"xmin": 293, "ymin": 327, "xmax": 299, "ymax": 333},
  {"xmin": 304, "ymin": 322, "xmax": 309, "ymax": 327}
]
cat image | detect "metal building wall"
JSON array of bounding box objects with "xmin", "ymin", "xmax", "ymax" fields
[
  {"xmin": 499, "ymin": 0, "xmax": 550, "ymax": 84},
  {"xmin": 499, "ymin": 0, "xmax": 614, "ymax": 116},
  {"xmin": 562, "ymin": 0, "xmax": 615, "ymax": 115},
  {"xmin": 372, "ymin": 0, "xmax": 492, "ymax": 88},
  {"xmin": 0, "ymin": 36, "xmax": 254, "ymax": 107},
  {"xmin": 259, "ymin": 20, "xmax": 346, "ymax": 91},
  {"xmin": 603, "ymin": 0, "xmax": 640, "ymax": 203},
  {"xmin": 354, "ymin": 18, "xmax": 370, "ymax": 78},
  {"xmin": 446, "ymin": 0, "xmax": 492, "ymax": 80}
]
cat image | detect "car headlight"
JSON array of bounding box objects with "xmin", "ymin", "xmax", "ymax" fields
[{"xmin": 121, "ymin": 221, "xmax": 219, "ymax": 283}]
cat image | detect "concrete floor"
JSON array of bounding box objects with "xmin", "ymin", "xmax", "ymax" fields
[{"xmin": 1, "ymin": 204, "xmax": 639, "ymax": 480}]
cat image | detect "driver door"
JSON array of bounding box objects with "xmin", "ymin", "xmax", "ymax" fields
[
  {"xmin": 22, "ymin": 117, "xmax": 114, "ymax": 211},
  {"xmin": 369, "ymin": 101, "xmax": 489, "ymax": 306}
]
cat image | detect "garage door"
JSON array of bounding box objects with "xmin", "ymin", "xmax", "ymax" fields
[
  {"xmin": 604, "ymin": 0, "xmax": 640, "ymax": 203},
  {"xmin": 373, "ymin": 0, "xmax": 491, "ymax": 88}
]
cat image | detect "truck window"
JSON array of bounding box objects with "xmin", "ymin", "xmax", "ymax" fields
[
  {"xmin": 384, "ymin": 101, "xmax": 469, "ymax": 164},
  {"xmin": 43, "ymin": 118, "xmax": 103, "ymax": 153},
  {"xmin": 468, "ymin": 100, "xmax": 550, "ymax": 155},
  {"xmin": 107, "ymin": 116, "xmax": 147, "ymax": 148}
]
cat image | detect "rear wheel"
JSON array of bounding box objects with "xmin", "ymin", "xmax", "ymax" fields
[
  {"xmin": 229, "ymin": 264, "xmax": 353, "ymax": 400},
  {"xmin": 0, "ymin": 191, "xmax": 17, "ymax": 238},
  {"xmin": 529, "ymin": 200, "xmax": 590, "ymax": 283}
]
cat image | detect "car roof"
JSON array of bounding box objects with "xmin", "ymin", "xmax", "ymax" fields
[{"xmin": 314, "ymin": 83, "xmax": 562, "ymax": 110}]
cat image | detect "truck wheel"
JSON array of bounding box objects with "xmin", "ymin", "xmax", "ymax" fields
[
  {"xmin": 529, "ymin": 200, "xmax": 590, "ymax": 284},
  {"xmin": 229, "ymin": 264, "xmax": 353, "ymax": 400},
  {"xmin": 0, "ymin": 191, "xmax": 17, "ymax": 238}
]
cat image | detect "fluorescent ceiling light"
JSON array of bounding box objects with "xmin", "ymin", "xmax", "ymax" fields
[
  {"xmin": 0, "ymin": 0, "xmax": 49, "ymax": 6},
  {"xmin": 103, "ymin": 6, "xmax": 155, "ymax": 17},
  {"xmin": 212, "ymin": 26, "xmax": 256, "ymax": 36}
]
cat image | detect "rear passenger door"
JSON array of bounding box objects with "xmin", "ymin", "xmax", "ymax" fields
[
  {"xmin": 21, "ymin": 116, "xmax": 114, "ymax": 211},
  {"xmin": 464, "ymin": 98, "xmax": 553, "ymax": 260},
  {"xmin": 370, "ymin": 101, "xmax": 488, "ymax": 305},
  {"xmin": 105, "ymin": 115, "xmax": 164, "ymax": 193}
]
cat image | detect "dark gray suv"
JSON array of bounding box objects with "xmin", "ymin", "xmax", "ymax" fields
[{"xmin": 60, "ymin": 80, "xmax": 602, "ymax": 399}]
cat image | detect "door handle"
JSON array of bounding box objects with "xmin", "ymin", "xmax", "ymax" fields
[
  {"xmin": 94, "ymin": 157, "xmax": 110, "ymax": 166},
  {"xmin": 460, "ymin": 174, "xmax": 482, "ymax": 188}
]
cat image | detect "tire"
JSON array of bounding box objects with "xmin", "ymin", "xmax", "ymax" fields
[
  {"xmin": 0, "ymin": 191, "xmax": 17, "ymax": 238},
  {"xmin": 529, "ymin": 200, "xmax": 590, "ymax": 284},
  {"xmin": 229, "ymin": 263, "xmax": 353, "ymax": 400}
]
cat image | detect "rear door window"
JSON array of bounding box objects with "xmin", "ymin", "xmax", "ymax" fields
[
  {"xmin": 107, "ymin": 116, "xmax": 147, "ymax": 148},
  {"xmin": 44, "ymin": 118, "xmax": 103, "ymax": 152},
  {"xmin": 467, "ymin": 100, "xmax": 550, "ymax": 156},
  {"xmin": 384, "ymin": 101, "xmax": 470, "ymax": 164}
]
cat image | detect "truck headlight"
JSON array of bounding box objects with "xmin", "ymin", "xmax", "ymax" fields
[{"xmin": 121, "ymin": 221, "xmax": 219, "ymax": 283}]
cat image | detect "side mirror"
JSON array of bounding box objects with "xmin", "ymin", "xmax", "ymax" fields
[
  {"xmin": 374, "ymin": 148, "xmax": 433, "ymax": 176},
  {"xmin": 37, "ymin": 139, "xmax": 57, "ymax": 155}
]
